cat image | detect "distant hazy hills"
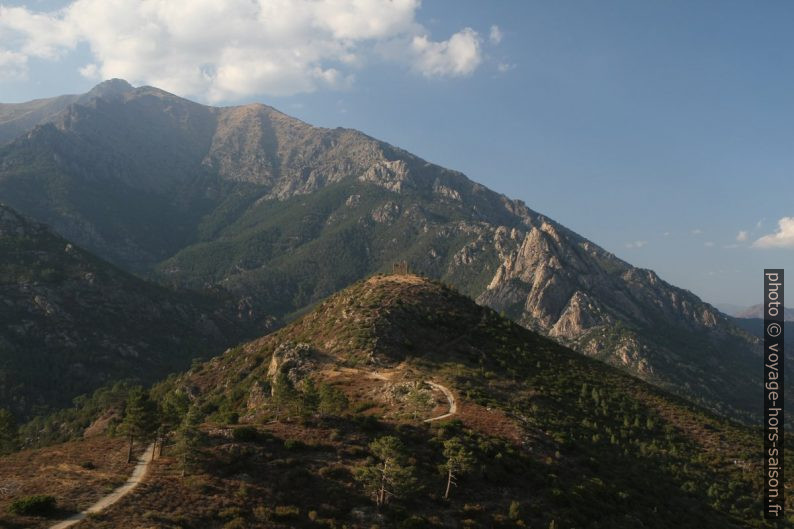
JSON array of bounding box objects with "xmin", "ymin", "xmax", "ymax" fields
[
  {"xmin": 0, "ymin": 204, "xmax": 256, "ymax": 418},
  {"xmin": 0, "ymin": 80, "xmax": 767, "ymax": 423},
  {"xmin": 735, "ymin": 304, "xmax": 794, "ymax": 321}
]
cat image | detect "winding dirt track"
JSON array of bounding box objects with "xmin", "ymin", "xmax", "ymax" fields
[
  {"xmin": 46, "ymin": 370, "xmax": 455, "ymax": 528},
  {"xmin": 363, "ymin": 366, "xmax": 457, "ymax": 422},
  {"xmin": 423, "ymin": 381, "xmax": 457, "ymax": 422},
  {"xmin": 49, "ymin": 443, "xmax": 155, "ymax": 529}
]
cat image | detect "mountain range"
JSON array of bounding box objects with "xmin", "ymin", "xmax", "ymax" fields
[
  {"xmin": 0, "ymin": 79, "xmax": 770, "ymax": 425},
  {"xmin": 735, "ymin": 304, "xmax": 794, "ymax": 321}
]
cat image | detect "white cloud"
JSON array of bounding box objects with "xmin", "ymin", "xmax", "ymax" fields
[
  {"xmin": 489, "ymin": 25, "xmax": 503, "ymax": 45},
  {"xmin": 411, "ymin": 27, "xmax": 482, "ymax": 78},
  {"xmin": 0, "ymin": 50, "xmax": 28, "ymax": 80},
  {"xmin": 736, "ymin": 230, "xmax": 749, "ymax": 242},
  {"xmin": 497, "ymin": 62, "xmax": 516, "ymax": 73},
  {"xmin": 704, "ymin": 241, "xmax": 715, "ymax": 247},
  {"xmin": 0, "ymin": 0, "xmax": 494, "ymax": 101},
  {"xmin": 662, "ymin": 231, "xmax": 671, "ymax": 237},
  {"xmin": 691, "ymin": 228, "xmax": 703, "ymax": 235},
  {"xmin": 625, "ymin": 240, "xmax": 647, "ymax": 249},
  {"xmin": 753, "ymin": 217, "xmax": 794, "ymax": 248}
]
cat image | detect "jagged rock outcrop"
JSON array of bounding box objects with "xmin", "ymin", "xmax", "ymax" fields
[{"xmin": 266, "ymin": 342, "xmax": 317, "ymax": 388}]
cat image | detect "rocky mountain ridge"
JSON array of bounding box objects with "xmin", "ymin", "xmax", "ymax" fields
[{"xmin": 0, "ymin": 80, "xmax": 765, "ymax": 423}]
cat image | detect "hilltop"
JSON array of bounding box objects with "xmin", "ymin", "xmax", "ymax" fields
[{"xmin": 46, "ymin": 274, "xmax": 774, "ymax": 529}]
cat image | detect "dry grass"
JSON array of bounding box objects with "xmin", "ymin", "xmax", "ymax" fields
[
  {"xmin": 456, "ymin": 402, "xmax": 523, "ymax": 445},
  {"xmin": 0, "ymin": 436, "xmax": 140, "ymax": 528}
]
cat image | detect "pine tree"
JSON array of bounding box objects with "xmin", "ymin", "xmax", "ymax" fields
[
  {"xmin": 301, "ymin": 378, "xmax": 320, "ymax": 417},
  {"xmin": 175, "ymin": 415, "xmax": 203, "ymax": 478},
  {"xmin": 354, "ymin": 436, "xmax": 416, "ymax": 507},
  {"xmin": 318, "ymin": 383, "xmax": 349, "ymax": 416},
  {"xmin": 406, "ymin": 384, "xmax": 433, "ymax": 420},
  {"xmin": 271, "ymin": 371, "xmax": 299, "ymax": 420},
  {"xmin": 119, "ymin": 387, "xmax": 158, "ymax": 463},
  {"xmin": 0, "ymin": 408, "xmax": 18, "ymax": 454},
  {"xmin": 157, "ymin": 390, "xmax": 190, "ymax": 456},
  {"xmin": 440, "ymin": 437, "xmax": 475, "ymax": 499}
]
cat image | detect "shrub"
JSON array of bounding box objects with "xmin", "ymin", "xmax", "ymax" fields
[
  {"xmin": 353, "ymin": 401, "xmax": 377, "ymax": 413},
  {"xmin": 354, "ymin": 414, "xmax": 382, "ymax": 432},
  {"xmin": 508, "ymin": 500, "xmax": 521, "ymax": 520},
  {"xmin": 222, "ymin": 517, "xmax": 247, "ymax": 529},
  {"xmin": 400, "ymin": 515, "xmax": 427, "ymax": 528},
  {"xmin": 318, "ymin": 464, "xmax": 351, "ymax": 480},
  {"xmin": 232, "ymin": 426, "xmax": 259, "ymax": 442},
  {"xmin": 8, "ymin": 495, "xmax": 57, "ymax": 516},
  {"xmin": 219, "ymin": 507, "xmax": 244, "ymax": 520},
  {"xmin": 283, "ymin": 438, "xmax": 304, "ymax": 451},
  {"xmin": 253, "ymin": 505, "xmax": 272, "ymax": 521},
  {"xmin": 274, "ymin": 505, "xmax": 300, "ymax": 519}
]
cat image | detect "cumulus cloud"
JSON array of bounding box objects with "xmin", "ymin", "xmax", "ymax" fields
[
  {"xmin": 411, "ymin": 27, "xmax": 482, "ymax": 77},
  {"xmin": 0, "ymin": 50, "xmax": 28, "ymax": 80},
  {"xmin": 753, "ymin": 217, "xmax": 794, "ymax": 248},
  {"xmin": 0, "ymin": 0, "xmax": 495, "ymax": 101},
  {"xmin": 736, "ymin": 230, "xmax": 749, "ymax": 242},
  {"xmin": 625, "ymin": 240, "xmax": 647, "ymax": 249},
  {"xmin": 489, "ymin": 25, "xmax": 503, "ymax": 44}
]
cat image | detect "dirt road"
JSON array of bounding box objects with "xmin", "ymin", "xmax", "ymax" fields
[{"xmin": 49, "ymin": 442, "xmax": 154, "ymax": 529}]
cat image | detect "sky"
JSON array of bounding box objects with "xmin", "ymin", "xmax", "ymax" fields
[{"xmin": 0, "ymin": 0, "xmax": 792, "ymax": 308}]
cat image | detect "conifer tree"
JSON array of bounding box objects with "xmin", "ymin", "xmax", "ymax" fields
[
  {"xmin": 157, "ymin": 390, "xmax": 190, "ymax": 456},
  {"xmin": 0, "ymin": 408, "xmax": 18, "ymax": 455},
  {"xmin": 440, "ymin": 437, "xmax": 475, "ymax": 499},
  {"xmin": 119, "ymin": 387, "xmax": 157, "ymax": 463},
  {"xmin": 272, "ymin": 371, "xmax": 299, "ymax": 420},
  {"xmin": 406, "ymin": 384, "xmax": 433, "ymax": 420},
  {"xmin": 301, "ymin": 378, "xmax": 321, "ymax": 417},
  {"xmin": 318, "ymin": 383, "xmax": 349, "ymax": 416},
  {"xmin": 172, "ymin": 404, "xmax": 204, "ymax": 477},
  {"xmin": 355, "ymin": 436, "xmax": 416, "ymax": 507}
]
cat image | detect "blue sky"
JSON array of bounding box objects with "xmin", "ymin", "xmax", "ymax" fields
[{"xmin": 0, "ymin": 0, "xmax": 791, "ymax": 307}]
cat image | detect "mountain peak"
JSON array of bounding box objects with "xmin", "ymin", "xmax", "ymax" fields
[
  {"xmin": 256, "ymin": 273, "xmax": 518, "ymax": 370},
  {"xmin": 84, "ymin": 78, "xmax": 135, "ymax": 99}
]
